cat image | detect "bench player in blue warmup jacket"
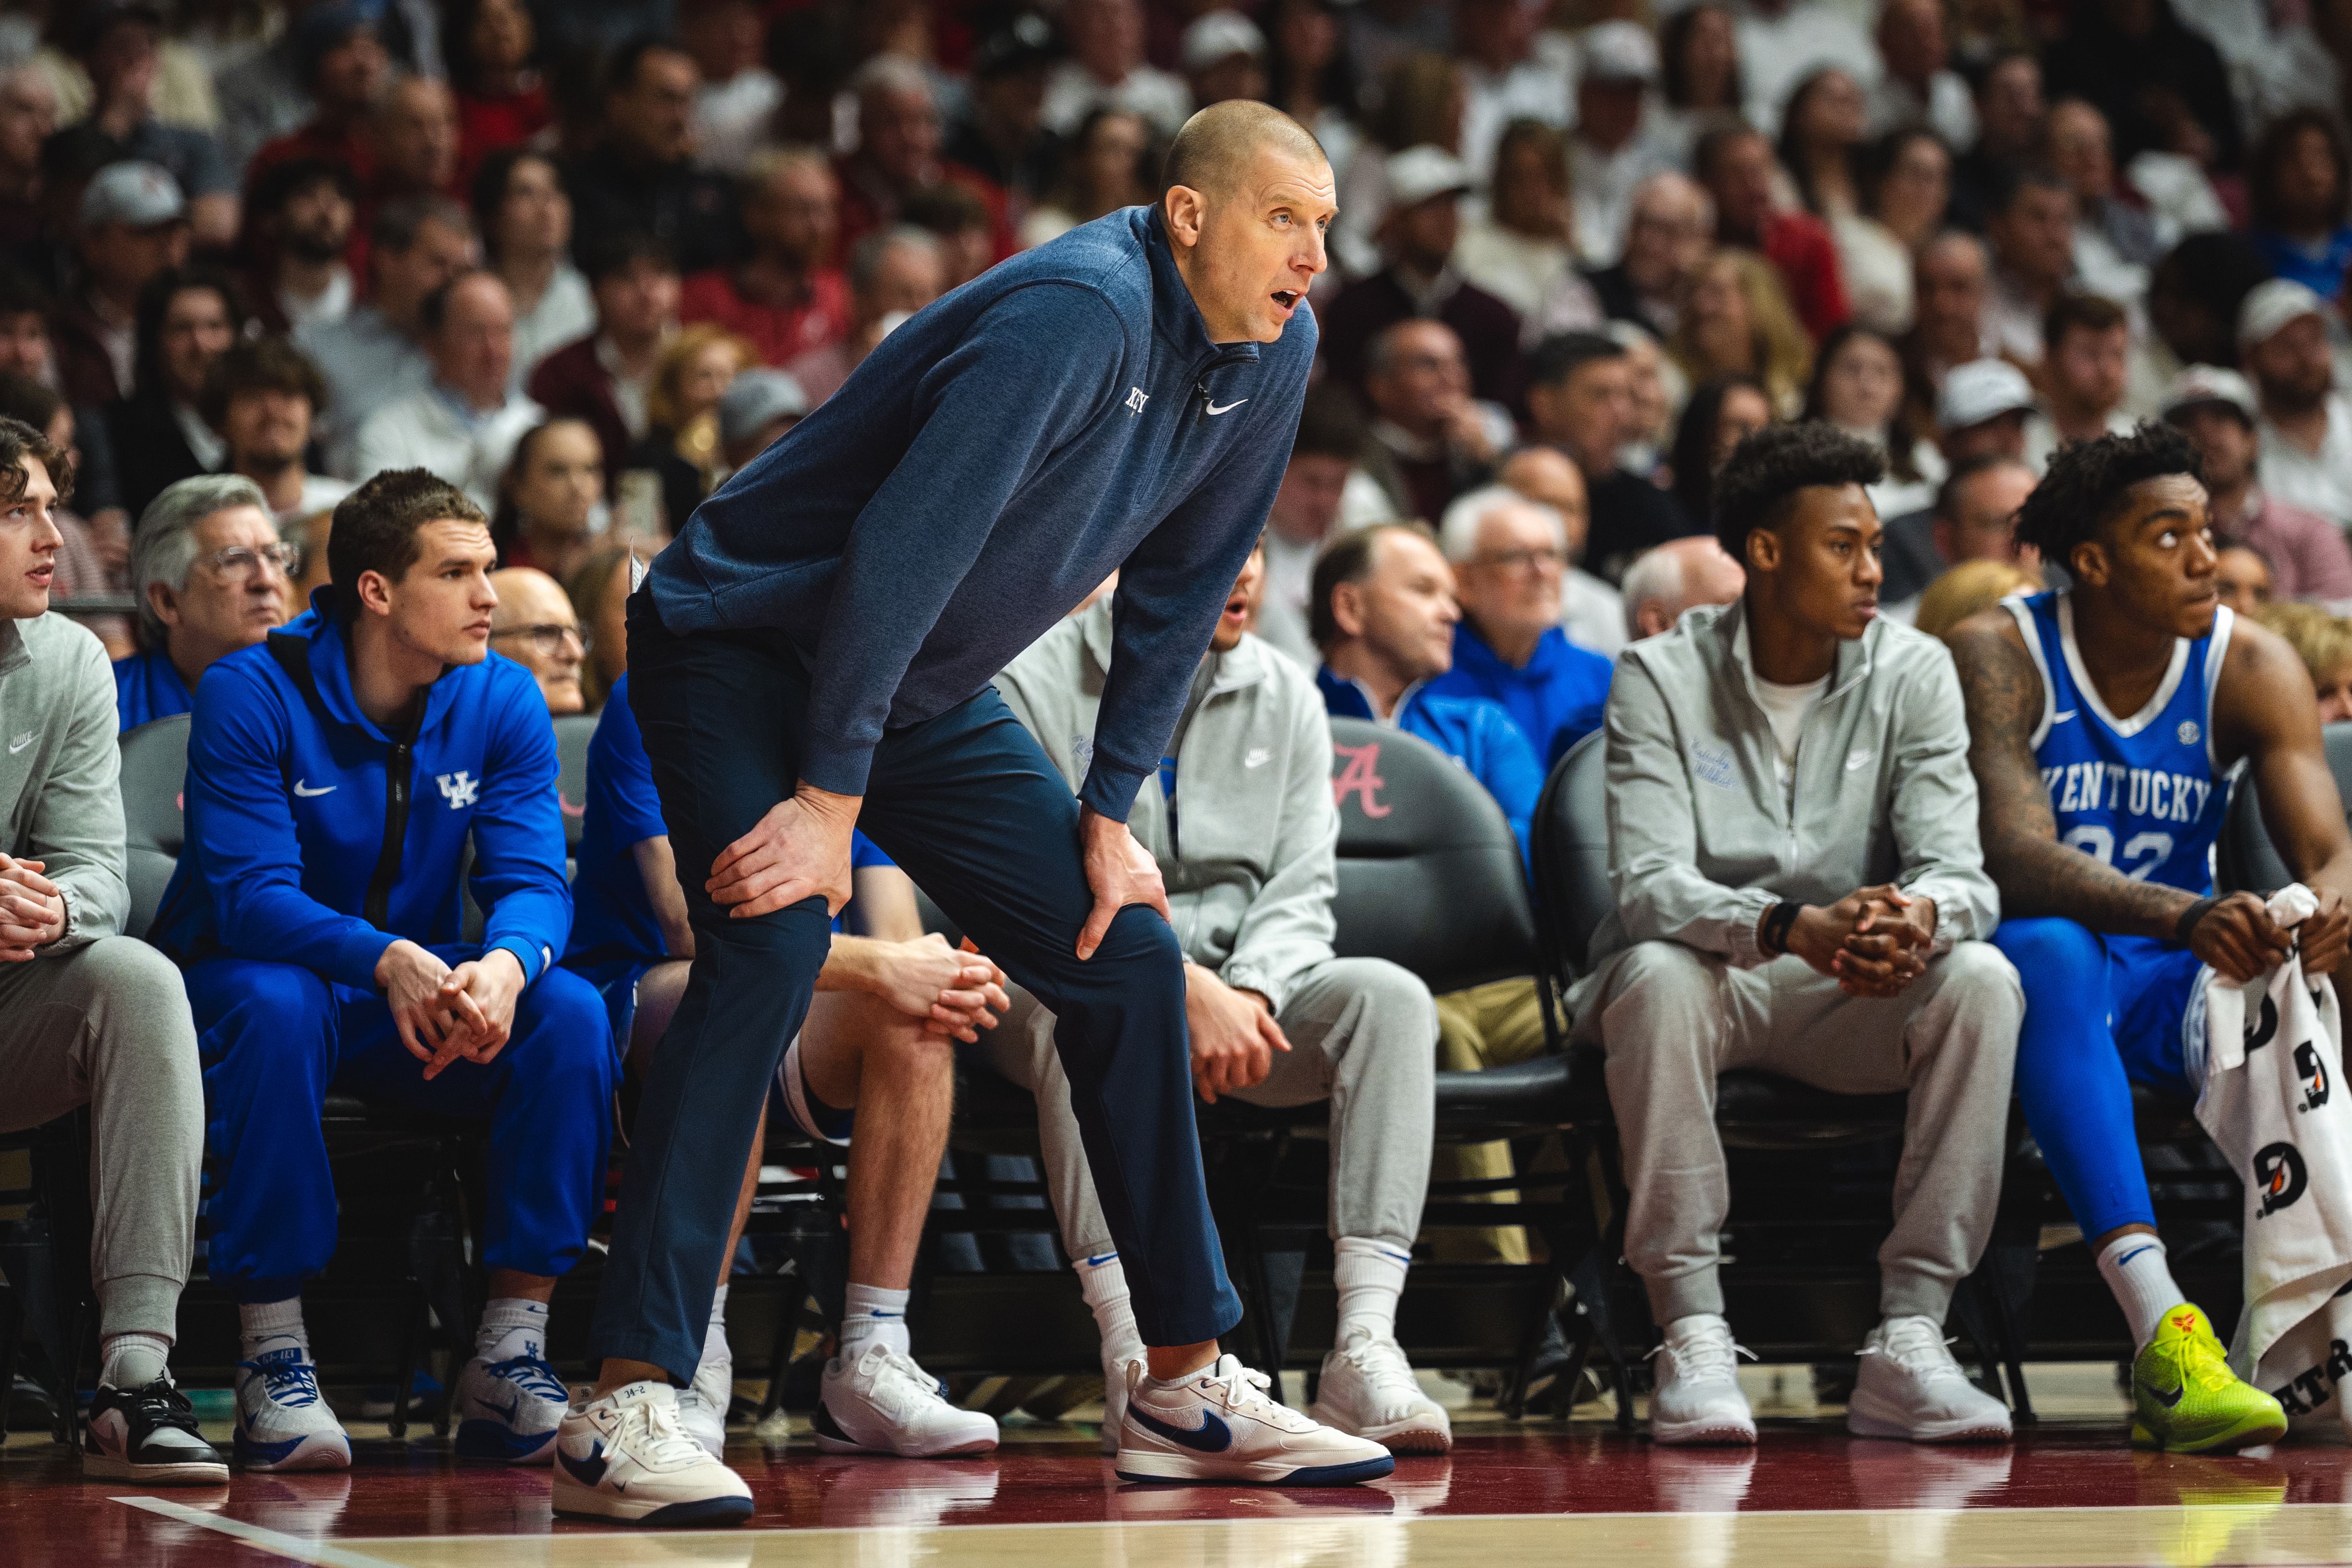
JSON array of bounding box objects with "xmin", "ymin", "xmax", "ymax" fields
[
  {"xmin": 565, "ymin": 672, "xmax": 1008, "ymax": 1461},
  {"xmin": 152, "ymin": 470, "xmax": 614, "ymax": 1473},
  {"xmin": 562, "ymin": 101, "xmax": 1391, "ymax": 1527},
  {"xmin": 1951, "ymin": 423, "xmax": 2352, "ymax": 1452}
]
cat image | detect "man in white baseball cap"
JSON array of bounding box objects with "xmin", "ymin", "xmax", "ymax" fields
[
  {"xmin": 55, "ymin": 161, "xmax": 189, "ymax": 407},
  {"xmin": 2239, "ymin": 277, "xmax": 2352, "ymax": 530},
  {"xmin": 2163, "ymin": 362, "xmax": 2352, "ymax": 610},
  {"xmin": 1571, "ymin": 20, "xmax": 1673, "ymax": 270},
  {"xmin": 1179, "ymin": 12, "xmax": 1267, "ymax": 108},
  {"xmin": 1879, "ymin": 358, "xmax": 2038, "ymax": 600}
]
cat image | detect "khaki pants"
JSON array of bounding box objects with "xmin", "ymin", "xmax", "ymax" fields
[{"xmin": 1431, "ymin": 978, "xmax": 1552, "ymax": 1264}]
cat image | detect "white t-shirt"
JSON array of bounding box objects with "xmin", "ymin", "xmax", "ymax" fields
[{"xmin": 1753, "ymin": 672, "xmax": 1829, "ymax": 793}]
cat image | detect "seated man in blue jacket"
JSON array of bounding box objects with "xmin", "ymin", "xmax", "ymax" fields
[
  {"xmin": 565, "ymin": 672, "xmax": 1007, "ymax": 1461},
  {"xmin": 152, "ymin": 468, "xmax": 614, "ymax": 1473},
  {"xmin": 1425, "ymin": 484, "xmax": 1615, "ymax": 768},
  {"xmin": 114, "ymin": 475, "xmax": 293, "ymax": 730}
]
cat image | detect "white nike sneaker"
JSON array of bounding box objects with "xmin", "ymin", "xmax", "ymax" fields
[
  {"xmin": 453, "ymin": 1351, "xmax": 571, "ymax": 1463},
  {"xmin": 813, "ymin": 1342, "xmax": 1000, "ymax": 1457},
  {"xmin": 233, "ymin": 1345, "xmax": 351, "ymax": 1471},
  {"xmin": 1100, "ymin": 1358, "xmax": 1141, "ymax": 1456},
  {"xmin": 1308, "ymin": 1335, "xmax": 1453, "ymax": 1454},
  {"xmin": 1115, "ymin": 1353, "xmax": 1395, "ymax": 1485},
  {"xmin": 675, "ymin": 1344, "xmax": 734, "ymax": 1460},
  {"xmin": 1647, "ymin": 1315, "xmax": 1757, "ymax": 1447},
  {"xmin": 1847, "ymin": 1316, "xmax": 2015, "ymax": 1443},
  {"xmin": 552, "ymin": 1381, "xmax": 754, "ymax": 1527}
]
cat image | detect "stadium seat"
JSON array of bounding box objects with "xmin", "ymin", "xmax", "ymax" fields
[
  {"xmin": 116, "ymin": 714, "xmax": 190, "ymax": 942},
  {"xmin": 552, "ymin": 712, "xmax": 597, "ymax": 872},
  {"xmin": 2215, "ymin": 720, "xmax": 2352, "ymax": 896}
]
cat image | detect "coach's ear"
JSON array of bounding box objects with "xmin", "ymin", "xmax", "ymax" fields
[{"xmin": 1164, "ymin": 183, "xmax": 1208, "ymax": 249}]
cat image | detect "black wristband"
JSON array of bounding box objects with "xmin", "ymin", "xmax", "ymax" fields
[
  {"xmin": 2175, "ymin": 896, "xmax": 2219, "ymax": 947},
  {"xmin": 1762, "ymin": 901, "xmax": 1805, "ymax": 956}
]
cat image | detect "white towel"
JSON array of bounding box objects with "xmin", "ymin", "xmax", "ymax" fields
[{"xmin": 2192, "ymin": 884, "xmax": 2352, "ymax": 1434}]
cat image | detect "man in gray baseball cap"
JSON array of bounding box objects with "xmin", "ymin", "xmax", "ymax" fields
[
  {"xmin": 2164, "ymin": 362, "xmax": 2352, "ymax": 609},
  {"xmin": 715, "ymin": 369, "xmax": 808, "ymax": 473},
  {"xmin": 53, "ymin": 161, "xmax": 187, "ymax": 408}
]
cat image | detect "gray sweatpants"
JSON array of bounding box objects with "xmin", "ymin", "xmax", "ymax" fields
[
  {"xmin": 988, "ymin": 957, "xmax": 1438, "ymax": 1255},
  {"xmin": 1572, "ymin": 939, "xmax": 2021, "ymax": 1325},
  {"xmin": 0, "ymin": 936, "xmax": 203, "ymax": 1344}
]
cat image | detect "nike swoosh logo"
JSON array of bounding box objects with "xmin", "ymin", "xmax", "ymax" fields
[
  {"xmin": 1844, "ymin": 750, "xmax": 1874, "ymax": 772},
  {"xmin": 488, "ymin": 1394, "xmax": 521, "ymax": 1424},
  {"xmin": 1083, "ymin": 1252, "xmax": 1118, "ymax": 1267},
  {"xmin": 2116, "ymin": 1244, "xmax": 2156, "ymax": 1268},
  {"xmin": 1244, "ymin": 747, "xmax": 1273, "ymax": 768},
  {"xmin": 558, "ymin": 1441, "xmax": 608, "ymax": 1486},
  {"xmin": 2142, "ymin": 1381, "xmax": 2185, "ymax": 1408},
  {"xmin": 2051, "ymin": 710, "xmax": 2078, "ymax": 724},
  {"xmin": 1128, "ymin": 1403, "xmax": 1234, "ymax": 1453},
  {"xmin": 1204, "ymin": 398, "xmax": 1249, "ymax": 415},
  {"xmin": 7, "ymin": 732, "xmax": 31, "ymax": 754},
  {"xmin": 293, "ymin": 780, "xmax": 336, "ymax": 796}
]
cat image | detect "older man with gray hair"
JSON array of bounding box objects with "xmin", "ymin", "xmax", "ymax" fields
[
  {"xmin": 785, "ymin": 226, "xmax": 947, "ymax": 407},
  {"xmin": 1620, "ymin": 535, "xmax": 1747, "ymax": 643},
  {"xmin": 113, "ymin": 475, "xmax": 294, "ymax": 732}
]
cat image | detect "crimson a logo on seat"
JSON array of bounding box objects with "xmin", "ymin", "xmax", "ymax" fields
[{"xmin": 1331, "ymin": 742, "xmax": 1389, "ymax": 819}]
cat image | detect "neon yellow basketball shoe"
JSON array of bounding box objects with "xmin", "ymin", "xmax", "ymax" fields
[{"xmin": 2128, "ymin": 1304, "xmax": 2288, "ymax": 1454}]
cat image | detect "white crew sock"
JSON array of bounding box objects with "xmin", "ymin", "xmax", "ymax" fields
[
  {"xmin": 238, "ymin": 1297, "xmax": 308, "ymax": 1362},
  {"xmin": 705, "ymin": 1282, "xmax": 732, "ymax": 1370},
  {"xmin": 1333, "ymin": 1237, "xmax": 1412, "ymax": 1345},
  {"xmin": 840, "ymin": 1283, "xmax": 911, "ymax": 1359},
  {"xmin": 474, "ymin": 1297, "xmax": 551, "ymax": 1363},
  {"xmin": 1075, "ymin": 1251, "xmax": 1146, "ymax": 1369},
  {"xmin": 2097, "ymin": 1232, "xmax": 2184, "ymax": 1350},
  {"xmin": 100, "ymin": 1331, "xmax": 172, "ymax": 1390}
]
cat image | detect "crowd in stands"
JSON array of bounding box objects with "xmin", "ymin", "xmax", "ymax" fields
[{"xmin": 12, "ymin": 0, "xmax": 2352, "ymax": 1499}]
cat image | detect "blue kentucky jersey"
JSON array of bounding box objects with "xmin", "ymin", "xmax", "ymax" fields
[{"xmin": 2004, "ymin": 589, "xmax": 2233, "ymax": 895}]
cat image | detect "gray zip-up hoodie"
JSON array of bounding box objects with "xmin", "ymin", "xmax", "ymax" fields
[
  {"xmin": 994, "ymin": 599, "xmax": 1338, "ymax": 1015},
  {"xmin": 1574, "ymin": 598, "xmax": 1998, "ymax": 996},
  {"xmin": 0, "ymin": 612, "xmax": 128, "ymax": 951}
]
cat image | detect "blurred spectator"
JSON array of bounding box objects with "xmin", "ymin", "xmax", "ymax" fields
[
  {"xmin": 1527, "ymin": 331, "xmax": 1693, "ymax": 585},
  {"xmin": 1911, "ymin": 557, "xmax": 2042, "ymax": 641},
  {"xmin": 2260, "ymin": 600, "xmax": 2352, "ymax": 722},
  {"xmin": 714, "ymin": 367, "xmax": 808, "ymax": 474},
  {"xmin": 1569, "ymin": 21, "xmax": 1671, "ymax": 271},
  {"xmin": 1695, "ymin": 123, "xmax": 1850, "ymax": 340},
  {"xmin": 492, "ymin": 418, "xmax": 604, "ymax": 579},
  {"xmin": 679, "ymin": 0, "xmax": 781, "ymax": 177},
  {"xmin": 681, "ymin": 148, "xmax": 847, "ymax": 367},
  {"xmin": 1022, "ymin": 108, "xmax": 1157, "ymax": 249},
  {"xmin": 1734, "ymin": 0, "xmax": 1876, "ymax": 142},
  {"xmin": 2040, "ymin": 0, "xmax": 2239, "ymax": 176},
  {"xmin": 1779, "ymin": 67, "xmax": 1868, "ymax": 222},
  {"xmin": 55, "ymin": 162, "xmax": 189, "ymax": 409},
  {"xmin": 1664, "ymin": 373, "xmax": 1772, "ymax": 539},
  {"xmin": 565, "ymin": 541, "xmax": 642, "ymax": 709},
  {"xmin": 562, "ymin": 40, "xmax": 740, "ymax": 276},
  {"xmin": 1982, "ymin": 167, "xmax": 2077, "ymax": 365},
  {"xmin": 2045, "ymin": 99, "xmax": 2161, "ymax": 304},
  {"xmin": 473, "ymin": 149, "xmax": 593, "ymax": 391},
  {"xmin": 2021, "ymin": 293, "xmax": 2134, "ymax": 470},
  {"xmin": 1838, "ymin": 129, "xmax": 1953, "ymax": 336},
  {"xmin": 1456, "ymin": 120, "xmax": 1602, "ymax": 339},
  {"xmin": 207, "ymin": 335, "xmax": 351, "ymax": 523},
  {"xmin": 1263, "ymin": 0, "xmax": 1360, "ymax": 181},
  {"xmin": 1044, "ymin": 0, "xmax": 1190, "ymax": 139},
  {"xmin": 0, "ymin": 265, "xmax": 124, "ymax": 521},
  {"xmin": 2144, "ymin": 231, "xmax": 2271, "ymax": 381},
  {"xmin": 1868, "ymin": 0, "xmax": 1976, "ymax": 150},
  {"xmin": 0, "ymin": 65, "xmax": 58, "ymax": 258},
  {"xmin": 1620, "ymin": 534, "xmax": 1746, "ymax": 641},
  {"xmin": 1331, "ymin": 52, "xmax": 1463, "ymax": 282},
  {"xmin": 245, "ymin": 157, "xmax": 355, "ymax": 336},
  {"xmin": 1586, "ymin": 172, "xmax": 1714, "ymax": 342},
  {"xmin": 950, "ymin": 18, "xmax": 1062, "ymax": 208},
  {"xmin": 1256, "ymin": 383, "xmax": 1376, "ymax": 667},
  {"xmin": 1497, "ymin": 443, "xmax": 1621, "ymax": 656},
  {"xmin": 784, "ymin": 226, "xmax": 945, "ymax": 407},
  {"xmin": 1356, "ymin": 317, "xmax": 1509, "ymax": 524},
  {"xmin": 1653, "ymin": 5, "xmax": 1742, "ymax": 170},
  {"xmin": 1948, "ymin": 51, "xmax": 2041, "ymax": 233},
  {"xmin": 240, "ymin": 5, "xmax": 390, "ymax": 199},
  {"xmin": 1451, "ymin": 0, "xmax": 1571, "ymax": 185},
  {"xmin": 108, "ymin": 267, "xmax": 240, "ymax": 518},
  {"xmin": 0, "ymin": 372, "xmax": 132, "ymax": 653},
  {"xmin": 1611, "ymin": 322, "xmax": 1681, "ymax": 478},
  {"xmin": 1900, "ymin": 230, "xmax": 1991, "ymax": 410},
  {"xmin": 1804, "ymin": 323, "xmax": 1942, "ymax": 519},
  {"xmin": 1428, "ymin": 483, "xmax": 1614, "ymax": 763},
  {"xmin": 1323, "ymin": 146, "xmax": 1521, "ymax": 405},
  {"xmin": 627, "ymin": 324, "xmax": 750, "ymax": 535},
  {"xmin": 364, "ymin": 74, "xmax": 461, "ymax": 242},
  {"xmin": 2162, "ymin": 363, "xmax": 2352, "ymax": 610},
  {"xmin": 46, "ymin": 3, "xmax": 237, "ymax": 250},
  {"xmin": 2242, "ymin": 278, "xmax": 2352, "ymax": 530},
  {"xmin": 835, "ymin": 57, "xmax": 1012, "ymax": 267},
  {"xmin": 1782, "ymin": 74, "xmax": 1928, "ymax": 334},
  {"xmin": 528, "ymin": 232, "xmax": 681, "ymax": 486},
  {"xmin": 487, "ymin": 565, "xmax": 587, "ymax": 715},
  {"xmin": 1932, "ymin": 357, "xmax": 2036, "ymax": 468},
  {"xmin": 1667, "ymin": 249, "xmax": 1813, "ymax": 416},
  {"xmin": 1182, "ymin": 12, "xmax": 1269, "ymax": 111},
  {"xmin": 2248, "ymin": 110, "xmax": 2352, "ymax": 303},
  {"xmin": 299, "ymin": 196, "xmax": 473, "ymax": 469},
  {"xmin": 2215, "ymin": 541, "xmax": 2272, "ymax": 615},
  {"xmin": 1879, "ymin": 449, "xmax": 2037, "ymax": 612},
  {"xmin": 901, "ymin": 182, "xmax": 998, "ymax": 292},
  {"xmin": 285, "ymin": 504, "xmax": 334, "ymax": 606},
  {"xmin": 352, "ymin": 271, "xmax": 544, "ymax": 511},
  {"xmin": 114, "ymin": 473, "xmax": 290, "ymax": 728},
  {"xmin": 446, "ymin": 0, "xmax": 549, "ymax": 191}
]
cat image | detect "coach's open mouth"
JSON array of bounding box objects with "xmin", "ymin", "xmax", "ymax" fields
[{"xmin": 1271, "ymin": 289, "xmax": 1301, "ymax": 315}]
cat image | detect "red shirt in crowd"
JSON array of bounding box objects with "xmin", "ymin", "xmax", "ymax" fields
[
  {"xmin": 1757, "ymin": 210, "xmax": 1851, "ymax": 341},
  {"xmin": 456, "ymin": 85, "xmax": 552, "ymax": 192},
  {"xmin": 679, "ymin": 266, "xmax": 853, "ymax": 367}
]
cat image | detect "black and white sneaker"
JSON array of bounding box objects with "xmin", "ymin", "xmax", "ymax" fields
[{"xmin": 84, "ymin": 1378, "xmax": 230, "ymax": 1485}]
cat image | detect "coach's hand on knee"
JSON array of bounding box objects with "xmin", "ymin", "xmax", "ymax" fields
[
  {"xmin": 1076, "ymin": 806, "xmax": 1171, "ymax": 960},
  {"xmin": 708, "ymin": 784, "xmax": 862, "ymax": 919},
  {"xmin": 2187, "ymin": 891, "xmax": 2294, "ymax": 984}
]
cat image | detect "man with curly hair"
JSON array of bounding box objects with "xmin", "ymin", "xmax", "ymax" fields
[
  {"xmin": 1571, "ymin": 422, "xmax": 2022, "ymax": 1448},
  {"xmin": 1950, "ymin": 422, "xmax": 2352, "ymax": 1452}
]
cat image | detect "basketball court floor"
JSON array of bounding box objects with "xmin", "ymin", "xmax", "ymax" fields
[{"xmin": 9, "ymin": 1365, "xmax": 2352, "ymax": 1567}]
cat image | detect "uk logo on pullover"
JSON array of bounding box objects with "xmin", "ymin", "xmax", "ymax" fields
[{"xmin": 150, "ymin": 595, "xmax": 572, "ymax": 987}]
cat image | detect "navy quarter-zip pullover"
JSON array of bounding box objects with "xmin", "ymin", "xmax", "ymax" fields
[{"xmin": 646, "ymin": 204, "xmax": 1318, "ymax": 821}]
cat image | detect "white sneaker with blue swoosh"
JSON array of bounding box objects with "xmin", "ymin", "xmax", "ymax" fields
[
  {"xmin": 232, "ymin": 1345, "xmax": 351, "ymax": 1471},
  {"xmin": 814, "ymin": 1342, "xmax": 1000, "ymax": 1456},
  {"xmin": 551, "ymin": 1381, "xmax": 753, "ymax": 1526},
  {"xmin": 453, "ymin": 1350, "xmax": 571, "ymax": 1463},
  {"xmin": 1115, "ymin": 1354, "xmax": 1394, "ymax": 1485}
]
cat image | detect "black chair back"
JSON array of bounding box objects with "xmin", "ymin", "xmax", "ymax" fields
[
  {"xmin": 1529, "ymin": 731, "xmax": 1608, "ymax": 982},
  {"xmin": 1326, "ymin": 716, "xmax": 1538, "ymax": 995},
  {"xmin": 117, "ymin": 714, "xmax": 190, "ymax": 941},
  {"xmin": 2218, "ymin": 721, "xmax": 2352, "ymax": 895}
]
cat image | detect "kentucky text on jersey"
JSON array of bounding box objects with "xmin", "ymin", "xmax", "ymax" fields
[{"xmin": 2038, "ymin": 762, "xmax": 2219, "ymax": 827}]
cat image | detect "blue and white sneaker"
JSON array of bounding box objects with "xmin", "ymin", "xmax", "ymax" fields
[
  {"xmin": 1115, "ymin": 1354, "xmax": 1394, "ymax": 1486},
  {"xmin": 454, "ymin": 1352, "xmax": 571, "ymax": 1463},
  {"xmin": 552, "ymin": 1381, "xmax": 753, "ymax": 1527},
  {"xmin": 233, "ymin": 1345, "xmax": 351, "ymax": 1472}
]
